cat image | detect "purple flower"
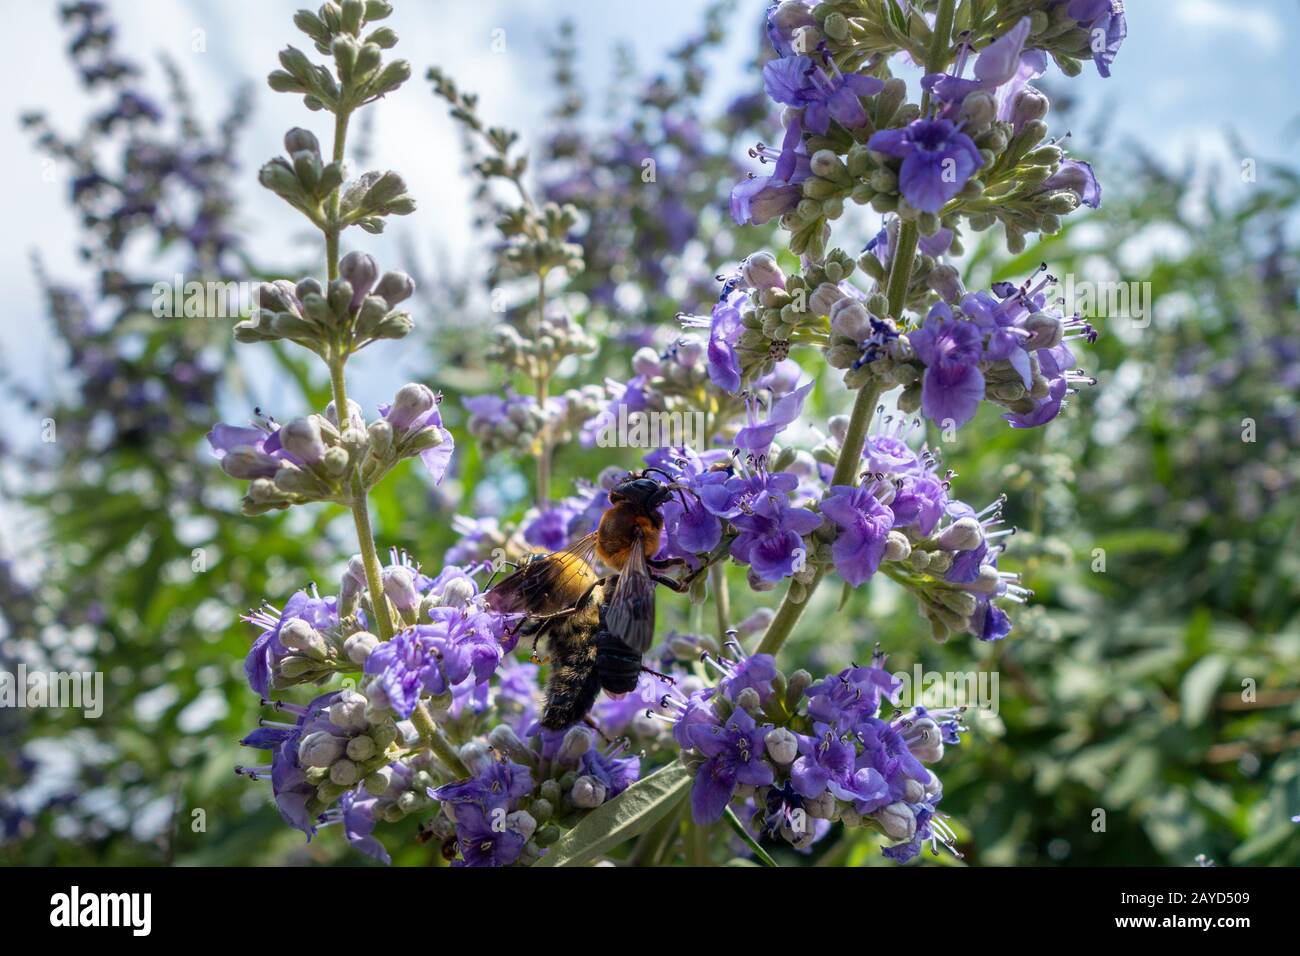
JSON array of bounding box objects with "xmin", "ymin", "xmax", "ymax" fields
[
  {"xmin": 868, "ymin": 118, "xmax": 982, "ymax": 213},
  {"xmin": 763, "ymin": 55, "xmax": 884, "ymax": 135},
  {"xmin": 381, "ymin": 384, "xmax": 454, "ymax": 483},
  {"xmin": 805, "ymin": 658, "xmax": 900, "ymax": 732},
  {"xmin": 319, "ymin": 788, "xmax": 390, "ymax": 864},
  {"xmin": 908, "ymin": 305, "xmax": 987, "ymax": 427},
  {"xmin": 447, "ymin": 803, "xmax": 527, "ymax": 867},
  {"xmin": 237, "ymin": 692, "xmax": 342, "ymax": 838},
  {"xmin": 1065, "ymin": 0, "xmax": 1127, "ymax": 77},
  {"xmin": 729, "ymin": 492, "xmax": 821, "ymax": 582},
  {"xmin": 1039, "ymin": 158, "xmax": 1102, "ymax": 209},
  {"xmin": 580, "ymin": 742, "xmax": 641, "ymax": 798},
  {"xmin": 682, "ymin": 285, "xmax": 750, "ymax": 393},
  {"xmin": 689, "ymin": 709, "xmax": 775, "ymax": 824},
  {"xmin": 734, "ymin": 379, "xmax": 815, "ymax": 454},
  {"xmin": 365, "ymin": 608, "xmax": 508, "ymax": 718},
  {"xmin": 433, "ymin": 757, "xmax": 533, "ymax": 813},
  {"xmin": 240, "ymin": 590, "xmax": 338, "ymax": 696},
  {"xmin": 790, "ymin": 724, "xmax": 856, "ymax": 799},
  {"xmin": 821, "ymin": 484, "xmax": 894, "ymax": 586},
  {"xmin": 730, "ymin": 119, "xmax": 810, "ymax": 226}
]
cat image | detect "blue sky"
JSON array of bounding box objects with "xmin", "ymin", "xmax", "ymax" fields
[{"xmin": 1, "ymin": 0, "xmax": 1297, "ymax": 426}]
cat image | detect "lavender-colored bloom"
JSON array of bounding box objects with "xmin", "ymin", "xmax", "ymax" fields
[
  {"xmin": 1065, "ymin": 0, "xmax": 1127, "ymax": 77},
  {"xmin": 821, "ymin": 484, "xmax": 894, "ymax": 586},
  {"xmin": 734, "ymin": 379, "xmax": 815, "ymax": 453},
  {"xmin": 365, "ymin": 606, "xmax": 507, "ymax": 718},
  {"xmin": 240, "ymin": 590, "xmax": 338, "ymax": 695},
  {"xmin": 448, "ymin": 803, "xmax": 527, "ymax": 867},
  {"xmin": 790, "ymin": 723, "xmax": 856, "ymax": 799},
  {"xmin": 729, "ymin": 492, "xmax": 821, "ymax": 582},
  {"xmin": 923, "ymin": 17, "xmax": 1033, "ymax": 107},
  {"xmin": 730, "ymin": 118, "xmax": 809, "ymax": 226},
  {"xmin": 682, "ymin": 286, "xmax": 749, "ymax": 393},
  {"xmin": 763, "ymin": 55, "xmax": 884, "ymax": 135},
  {"xmin": 715, "ymin": 651, "xmax": 779, "ymax": 704},
  {"xmin": 1040, "ymin": 158, "xmax": 1102, "ymax": 209},
  {"xmin": 580, "ymin": 742, "xmax": 641, "ymax": 798},
  {"xmin": 908, "ymin": 305, "xmax": 987, "ymax": 427},
  {"xmin": 319, "ymin": 788, "xmax": 390, "ymax": 864},
  {"xmin": 381, "ymin": 386, "xmax": 454, "ymax": 483},
  {"xmin": 432, "ymin": 757, "xmax": 533, "ymax": 813},
  {"xmin": 805, "ymin": 658, "xmax": 900, "ymax": 732},
  {"xmin": 689, "ymin": 709, "xmax": 775, "ymax": 824},
  {"xmin": 237, "ymin": 691, "xmax": 342, "ymax": 838},
  {"xmin": 868, "ymin": 119, "xmax": 982, "ymax": 213}
]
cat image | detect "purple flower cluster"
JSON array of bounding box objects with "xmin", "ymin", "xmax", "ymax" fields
[
  {"xmin": 669, "ymin": 648, "xmax": 965, "ymax": 861},
  {"xmin": 909, "ymin": 269, "xmax": 1098, "ymax": 428}
]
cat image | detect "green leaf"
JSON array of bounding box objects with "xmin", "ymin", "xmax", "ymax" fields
[
  {"xmin": 534, "ymin": 760, "xmax": 692, "ymax": 867},
  {"xmin": 723, "ymin": 806, "xmax": 779, "ymax": 867},
  {"xmin": 1180, "ymin": 654, "xmax": 1228, "ymax": 727}
]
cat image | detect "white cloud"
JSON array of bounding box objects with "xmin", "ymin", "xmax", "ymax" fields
[{"xmin": 1173, "ymin": 0, "xmax": 1284, "ymax": 56}]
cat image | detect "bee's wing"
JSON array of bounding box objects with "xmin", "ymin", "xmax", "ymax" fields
[
  {"xmin": 604, "ymin": 530, "xmax": 656, "ymax": 654},
  {"xmin": 485, "ymin": 532, "xmax": 599, "ymax": 617}
]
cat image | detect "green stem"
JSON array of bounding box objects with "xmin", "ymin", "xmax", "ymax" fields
[
  {"xmin": 412, "ymin": 702, "xmax": 470, "ymax": 778},
  {"xmin": 920, "ymin": 0, "xmax": 958, "ymax": 114},
  {"xmin": 886, "ymin": 219, "xmax": 919, "ymax": 322},
  {"xmin": 320, "ymin": 108, "xmax": 393, "ymax": 643},
  {"xmin": 756, "ymin": 221, "xmax": 919, "ymax": 659},
  {"xmin": 325, "ymin": 108, "xmax": 351, "ymax": 282},
  {"xmin": 328, "ymin": 355, "xmax": 394, "ymax": 642},
  {"xmin": 711, "ymin": 563, "xmax": 731, "ymax": 642},
  {"xmin": 535, "ymin": 268, "xmax": 552, "ymax": 506}
]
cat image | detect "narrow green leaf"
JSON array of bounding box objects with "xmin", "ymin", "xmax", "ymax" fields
[
  {"xmin": 1181, "ymin": 654, "xmax": 1228, "ymax": 727},
  {"xmin": 723, "ymin": 806, "xmax": 779, "ymax": 867},
  {"xmin": 535, "ymin": 760, "xmax": 693, "ymax": 867}
]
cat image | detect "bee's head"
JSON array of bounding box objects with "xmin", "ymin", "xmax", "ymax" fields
[{"xmin": 609, "ymin": 476, "xmax": 674, "ymax": 511}]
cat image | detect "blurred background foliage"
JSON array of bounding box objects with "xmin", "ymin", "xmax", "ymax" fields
[{"xmin": 2, "ymin": 1, "xmax": 1297, "ymax": 866}]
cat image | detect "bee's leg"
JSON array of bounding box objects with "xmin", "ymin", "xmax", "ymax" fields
[
  {"xmin": 526, "ymin": 578, "xmax": 609, "ymax": 624},
  {"xmin": 647, "ymin": 557, "xmax": 689, "ymax": 571},
  {"xmin": 582, "ymin": 715, "xmax": 613, "ymax": 743},
  {"xmin": 640, "ymin": 664, "xmax": 677, "ymax": 685}
]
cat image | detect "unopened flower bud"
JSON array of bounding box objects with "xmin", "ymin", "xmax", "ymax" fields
[
  {"xmin": 339, "ymin": 251, "xmax": 379, "ymax": 309},
  {"xmin": 280, "ymin": 618, "xmax": 328, "ymax": 657},
  {"xmin": 382, "ymin": 565, "xmax": 420, "ymax": 618},
  {"xmin": 937, "ymin": 517, "xmax": 983, "ymax": 552},
  {"xmin": 440, "ymin": 576, "xmax": 476, "ymax": 609},
  {"xmin": 221, "ymin": 446, "xmax": 279, "ymax": 480},
  {"xmin": 299, "ymin": 731, "xmax": 344, "ymax": 768},
  {"xmin": 278, "ymin": 416, "xmax": 327, "ymax": 465},
  {"xmin": 570, "ymin": 775, "xmax": 607, "ymax": 808},
  {"xmin": 346, "ymin": 735, "xmax": 376, "ymax": 761},
  {"xmin": 765, "ymin": 727, "xmax": 798, "ymax": 765},
  {"xmin": 872, "ymin": 802, "xmax": 917, "ymax": 842},
  {"xmin": 329, "ymin": 690, "xmax": 371, "ymax": 732},
  {"xmin": 1024, "ymin": 311, "xmax": 1064, "ymax": 350},
  {"xmin": 741, "ymin": 251, "xmax": 785, "ymax": 290},
  {"xmin": 883, "ymin": 530, "xmax": 912, "ymax": 562},
  {"xmin": 387, "ymin": 383, "xmax": 437, "ymax": 432},
  {"xmin": 557, "ymin": 725, "xmax": 595, "ymax": 765},
  {"xmin": 631, "ymin": 347, "xmax": 662, "ymax": 377},
  {"xmin": 329, "ymin": 758, "xmax": 360, "ymax": 786},
  {"xmin": 507, "ymin": 810, "xmax": 537, "ymax": 840},
  {"xmin": 829, "ymin": 298, "xmax": 871, "ymax": 341},
  {"xmin": 373, "ymin": 271, "xmax": 415, "ymax": 308}
]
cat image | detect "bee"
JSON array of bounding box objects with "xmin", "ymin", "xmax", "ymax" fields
[{"xmin": 486, "ymin": 472, "xmax": 699, "ymax": 729}]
